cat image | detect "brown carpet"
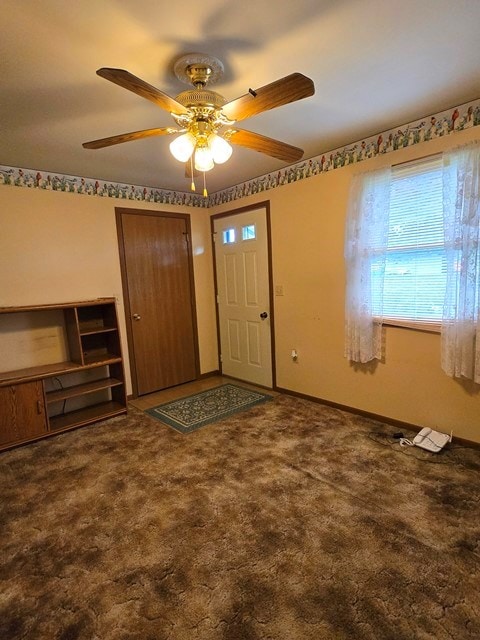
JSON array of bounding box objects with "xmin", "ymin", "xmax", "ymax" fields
[{"xmin": 1, "ymin": 394, "xmax": 479, "ymax": 639}]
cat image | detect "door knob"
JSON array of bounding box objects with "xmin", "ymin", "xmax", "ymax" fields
[
  {"xmin": 260, "ymin": 312, "xmax": 268, "ymax": 319},
  {"xmin": 133, "ymin": 313, "xmax": 141, "ymax": 321}
]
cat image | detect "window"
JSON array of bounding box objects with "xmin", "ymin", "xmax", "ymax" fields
[
  {"xmin": 345, "ymin": 142, "xmax": 480, "ymax": 378},
  {"xmin": 242, "ymin": 224, "xmax": 256, "ymax": 240},
  {"xmin": 223, "ymin": 225, "xmax": 256, "ymax": 244},
  {"xmin": 371, "ymin": 155, "xmax": 444, "ymax": 326},
  {"xmin": 222, "ymin": 228, "xmax": 236, "ymax": 244}
]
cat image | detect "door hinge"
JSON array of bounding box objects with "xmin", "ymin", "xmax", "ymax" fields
[
  {"xmin": 212, "ymin": 232, "xmax": 217, "ymax": 242},
  {"xmin": 216, "ymin": 294, "xmax": 219, "ymax": 304},
  {"xmin": 219, "ymin": 354, "xmax": 223, "ymax": 363}
]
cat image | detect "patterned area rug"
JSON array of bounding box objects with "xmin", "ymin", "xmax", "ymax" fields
[{"xmin": 146, "ymin": 383, "xmax": 273, "ymax": 433}]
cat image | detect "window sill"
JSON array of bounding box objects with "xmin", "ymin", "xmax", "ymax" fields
[{"xmin": 381, "ymin": 318, "xmax": 441, "ymax": 334}]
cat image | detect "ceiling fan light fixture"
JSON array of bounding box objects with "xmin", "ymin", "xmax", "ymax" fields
[
  {"xmin": 169, "ymin": 132, "xmax": 196, "ymax": 162},
  {"xmin": 84, "ymin": 61, "xmax": 314, "ymax": 187},
  {"xmin": 194, "ymin": 145, "xmax": 214, "ymax": 172},
  {"xmin": 208, "ymin": 133, "xmax": 233, "ymax": 164}
]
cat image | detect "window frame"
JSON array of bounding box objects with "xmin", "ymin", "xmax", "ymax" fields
[{"xmin": 373, "ymin": 153, "xmax": 444, "ymax": 333}]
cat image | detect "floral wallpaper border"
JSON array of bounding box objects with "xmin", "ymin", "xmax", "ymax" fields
[
  {"xmin": 209, "ymin": 98, "xmax": 480, "ymax": 206},
  {"xmin": 1, "ymin": 98, "xmax": 479, "ymax": 208},
  {"xmin": 0, "ymin": 167, "xmax": 208, "ymax": 208}
]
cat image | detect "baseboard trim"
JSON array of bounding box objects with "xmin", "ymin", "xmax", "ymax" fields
[
  {"xmin": 221, "ymin": 373, "xmax": 274, "ymax": 393},
  {"xmin": 275, "ymin": 386, "xmax": 480, "ymax": 450},
  {"xmin": 451, "ymin": 435, "xmax": 480, "ymax": 450},
  {"xmin": 198, "ymin": 370, "xmax": 221, "ymax": 379}
]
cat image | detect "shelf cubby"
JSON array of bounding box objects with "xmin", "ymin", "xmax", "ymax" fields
[
  {"xmin": 46, "ymin": 377, "xmax": 124, "ymax": 403},
  {"xmin": 49, "ymin": 401, "xmax": 126, "ymax": 432},
  {"xmin": 81, "ymin": 329, "xmax": 121, "ymax": 366},
  {"xmin": 77, "ymin": 303, "xmax": 118, "ymax": 334}
]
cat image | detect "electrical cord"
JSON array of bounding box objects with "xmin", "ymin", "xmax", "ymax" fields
[
  {"xmin": 52, "ymin": 376, "xmax": 64, "ymax": 389},
  {"xmin": 400, "ymin": 434, "xmax": 450, "ymax": 451},
  {"xmin": 52, "ymin": 376, "xmax": 67, "ymax": 415},
  {"xmin": 367, "ymin": 432, "xmax": 447, "ymax": 464},
  {"xmin": 367, "ymin": 431, "xmax": 480, "ymax": 470}
]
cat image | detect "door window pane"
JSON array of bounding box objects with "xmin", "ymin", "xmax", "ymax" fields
[
  {"xmin": 242, "ymin": 224, "xmax": 256, "ymax": 240},
  {"xmin": 223, "ymin": 228, "xmax": 236, "ymax": 244}
]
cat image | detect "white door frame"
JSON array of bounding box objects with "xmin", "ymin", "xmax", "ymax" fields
[{"xmin": 211, "ymin": 201, "xmax": 275, "ymax": 389}]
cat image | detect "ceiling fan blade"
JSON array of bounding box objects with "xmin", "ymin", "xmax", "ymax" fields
[
  {"xmin": 97, "ymin": 68, "xmax": 189, "ymax": 115},
  {"xmin": 227, "ymin": 128, "xmax": 304, "ymax": 163},
  {"xmin": 82, "ymin": 127, "xmax": 178, "ymax": 149},
  {"xmin": 222, "ymin": 73, "xmax": 314, "ymax": 122}
]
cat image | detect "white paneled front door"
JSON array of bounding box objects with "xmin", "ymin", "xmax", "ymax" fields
[{"xmin": 213, "ymin": 206, "xmax": 273, "ymax": 388}]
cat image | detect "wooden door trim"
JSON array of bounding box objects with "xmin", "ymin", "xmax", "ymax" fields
[
  {"xmin": 210, "ymin": 201, "xmax": 276, "ymax": 389},
  {"xmin": 115, "ymin": 207, "xmax": 200, "ymax": 398}
]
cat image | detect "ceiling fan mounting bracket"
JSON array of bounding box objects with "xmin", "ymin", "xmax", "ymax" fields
[{"xmin": 173, "ymin": 53, "xmax": 224, "ymax": 87}]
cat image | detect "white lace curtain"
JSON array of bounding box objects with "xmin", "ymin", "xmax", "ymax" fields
[
  {"xmin": 344, "ymin": 167, "xmax": 391, "ymax": 363},
  {"xmin": 344, "ymin": 143, "xmax": 480, "ymax": 377},
  {"xmin": 442, "ymin": 142, "xmax": 480, "ymax": 383}
]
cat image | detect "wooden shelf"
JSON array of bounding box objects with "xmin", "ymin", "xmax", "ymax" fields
[
  {"xmin": 0, "ymin": 298, "xmax": 115, "ymax": 314},
  {"xmin": 0, "ymin": 358, "xmax": 123, "ymax": 386},
  {"xmin": 0, "ymin": 298, "xmax": 127, "ymax": 451},
  {"xmin": 49, "ymin": 401, "xmax": 126, "ymax": 431},
  {"xmin": 82, "ymin": 352, "xmax": 121, "ymax": 366},
  {"xmin": 46, "ymin": 377, "xmax": 124, "ymax": 403},
  {"xmin": 79, "ymin": 326, "xmax": 118, "ymax": 336},
  {"xmin": 0, "ymin": 361, "xmax": 82, "ymax": 386}
]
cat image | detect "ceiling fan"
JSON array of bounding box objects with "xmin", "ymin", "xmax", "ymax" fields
[{"xmin": 83, "ymin": 53, "xmax": 315, "ymax": 193}]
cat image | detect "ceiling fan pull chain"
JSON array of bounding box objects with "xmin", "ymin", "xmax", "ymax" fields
[
  {"xmin": 190, "ymin": 154, "xmax": 196, "ymax": 192},
  {"xmin": 203, "ymin": 171, "xmax": 208, "ymax": 198}
]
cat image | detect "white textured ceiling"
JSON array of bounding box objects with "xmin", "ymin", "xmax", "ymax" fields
[{"xmin": 2, "ymin": 0, "xmax": 480, "ymax": 194}]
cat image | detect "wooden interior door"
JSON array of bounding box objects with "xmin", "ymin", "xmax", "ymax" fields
[{"xmin": 117, "ymin": 209, "xmax": 198, "ymax": 396}]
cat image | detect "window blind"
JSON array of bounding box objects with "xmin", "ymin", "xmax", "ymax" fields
[{"xmin": 372, "ymin": 155, "xmax": 445, "ymax": 323}]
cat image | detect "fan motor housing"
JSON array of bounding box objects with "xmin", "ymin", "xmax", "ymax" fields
[{"xmin": 175, "ymin": 89, "xmax": 226, "ymax": 109}]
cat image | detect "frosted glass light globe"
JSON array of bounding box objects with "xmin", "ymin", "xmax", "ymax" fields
[
  {"xmin": 194, "ymin": 146, "xmax": 214, "ymax": 172},
  {"xmin": 209, "ymin": 134, "xmax": 233, "ymax": 164},
  {"xmin": 169, "ymin": 133, "xmax": 196, "ymax": 162}
]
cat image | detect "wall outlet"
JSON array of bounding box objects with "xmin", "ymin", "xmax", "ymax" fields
[{"xmin": 275, "ymin": 285, "xmax": 284, "ymax": 296}]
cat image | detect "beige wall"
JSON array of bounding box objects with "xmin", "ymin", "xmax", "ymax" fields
[
  {"xmin": 2, "ymin": 125, "xmax": 479, "ymax": 441},
  {"xmin": 210, "ymin": 127, "xmax": 480, "ymax": 442},
  {"xmin": 0, "ymin": 187, "xmax": 218, "ymax": 394}
]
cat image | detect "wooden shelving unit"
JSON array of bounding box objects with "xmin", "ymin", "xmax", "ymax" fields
[{"xmin": 0, "ymin": 298, "xmax": 127, "ymax": 451}]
